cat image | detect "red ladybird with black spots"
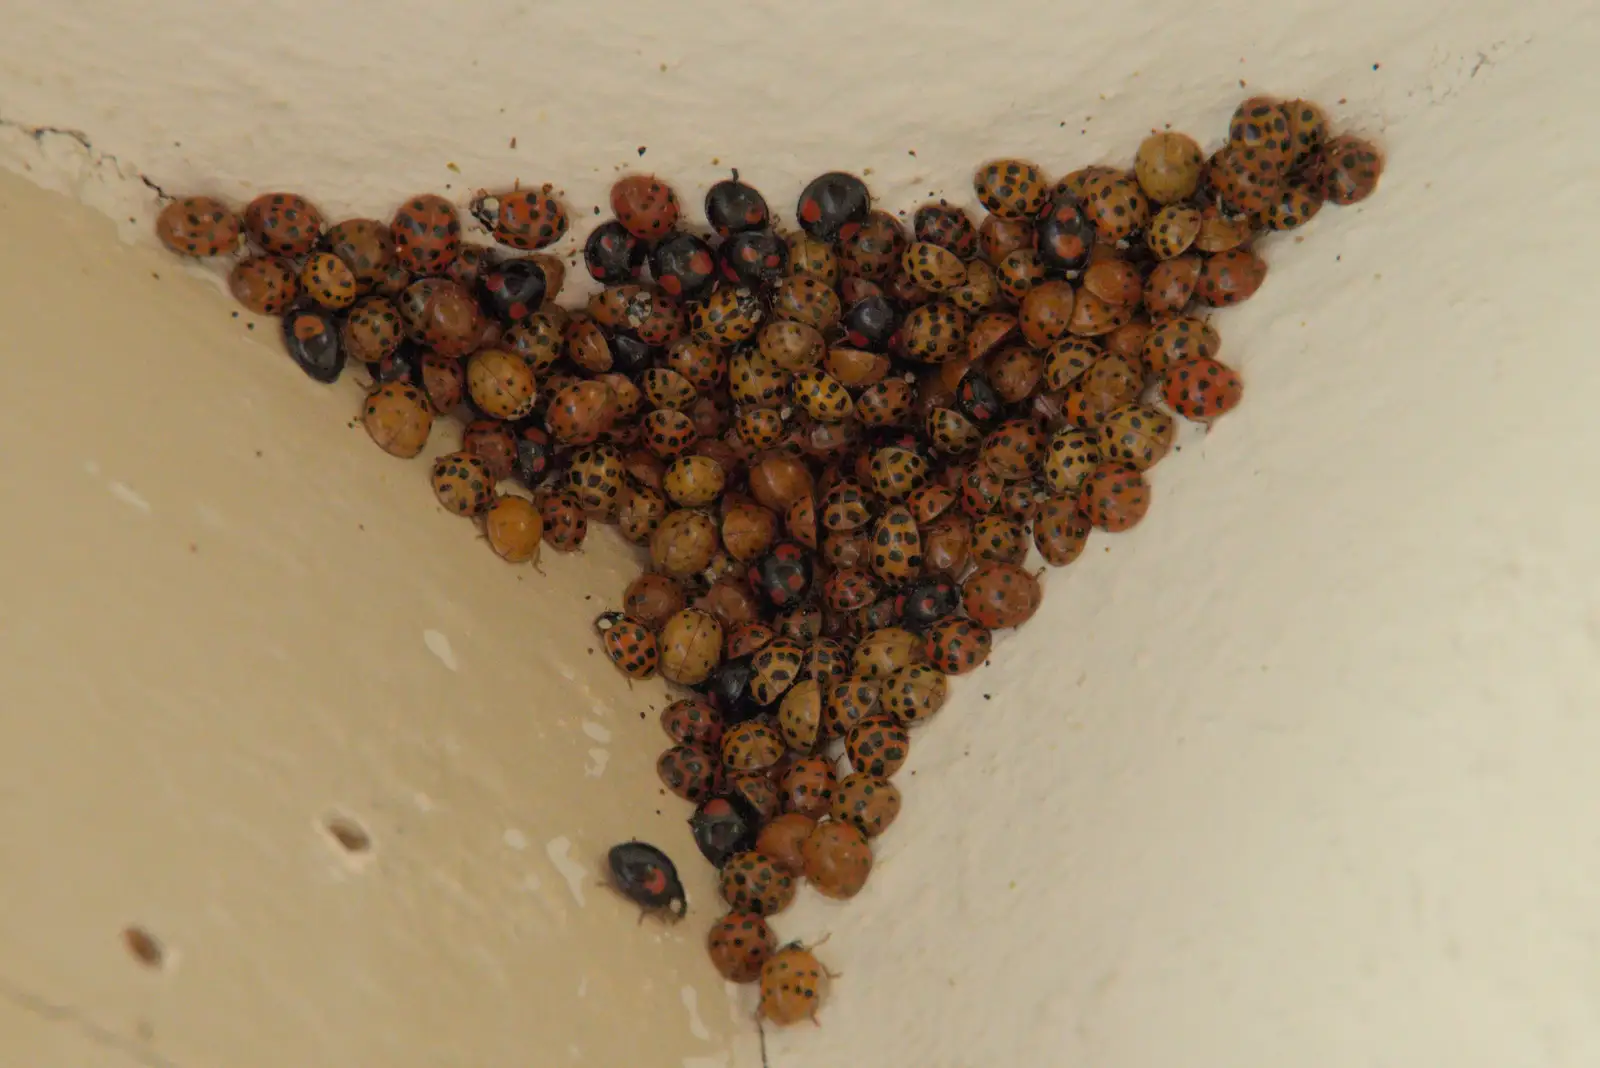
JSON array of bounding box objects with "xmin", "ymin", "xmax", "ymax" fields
[
  {"xmin": 584, "ymin": 219, "xmax": 645, "ymax": 284},
  {"xmin": 748, "ymin": 541, "xmax": 815, "ymax": 610},
  {"xmin": 606, "ymin": 840, "xmax": 687, "ymax": 920},
  {"xmin": 470, "ymin": 187, "xmax": 568, "ymax": 251},
  {"xmin": 390, "ymin": 194, "xmax": 462, "ymax": 274},
  {"xmin": 595, "ymin": 611, "xmax": 659, "ymax": 679},
  {"xmin": 705, "ymin": 178, "xmax": 771, "ymax": 237},
  {"xmin": 913, "ymin": 202, "xmax": 979, "ymax": 259},
  {"xmin": 650, "ymin": 232, "xmax": 718, "ymax": 300},
  {"xmin": 1163, "ymin": 354, "xmax": 1244, "ymax": 421},
  {"xmin": 611, "ymin": 175, "xmax": 680, "ymax": 240},
  {"xmin": 244, "ymin": 192, "xmax": 324, "ymax": 257},
  {"xmin": 796, "ymin": 171, "xmax": 871, "ymax": 242}
]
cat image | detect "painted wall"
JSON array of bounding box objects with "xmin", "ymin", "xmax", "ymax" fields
[{"xmin": 2, "ymin": 1, "xmax": 1598, "ymax": 1066}]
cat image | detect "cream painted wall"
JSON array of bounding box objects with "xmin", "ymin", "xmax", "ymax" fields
[{"xmin": 2, "ymin": 1, "xmax": 1598, "ymax": 1066}]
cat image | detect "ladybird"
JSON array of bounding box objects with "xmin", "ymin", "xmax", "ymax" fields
[
  {"xmin": 657, "ymin": 743, "xmax": 721, "ymax": 802},
  {"xmin": 228, "ymin": 256, "xmax": 299, "ymax": 315},
  {"xmin": 1146, "ymin": 205, "xmax": 1202, "ymax": 260},
  {"xmin": 797, "ymin": 819, "xmax": 872, "ymax": 900},
  {"xmin": 362, "ymin": 382, "xmax": 435, "ymax": 459},
  {"xmin": 921, "ymin": 514, "xmax": 972, "ymax": 578},
  {"xmin": 759, "ymin": 942, "xmax": 832, "ymax": 1025},
  {"xmin": 1077, "ymin": 462, "xmax": 1151, "ymax": 532},
  {"xmin": 830, "ymin": 773, "xmax": 901, "ymax": 838},
  {"xmin": 619, "ymin": 483, "xmax": 669, "ymax": 544},
  {"xmin": 755, "ymin": 813, "xmax": 816, "ymax": 875},
  {"xmin": 898, "ymin": 302, "xmax": 968, "ymax": 364},
  {"xmin": 1042, "ymin": 428, "xmax": 1103, "ymax": 495},
  {"xmin": 465, "ymin": 349, "xmax": 538, "ymax": 422},
  {"xmin": 244, "ymin": 192, "xmax": 323, "ymax": 257},
  {"xmin": 546, "ymin": 379, "xmax": 618, "ymax": 445},
  {"xmin": 538, "ymin": 489, "xmax": 589, "ymax": 551},
  {"xmin": 972, "ymin": 515, "xmax": 1028, "ymax": 564},
  {"xmin": 1081, "ymin": 173, "xmax": 1150, "ymax": 243},
  {"xmin": 430, "ymin": 451, "xmax": 496, "ymax": 516},
  {"xmin": 641, "ymin": 409, "xmax": 696, "ymax": 459},
  {"xmin": 960, "ymin": 462, "xmax": 1006, "ymax": 518},
  {"xmin": 690, "ymin": 285, "xmax": 766, "ymax": 347},
  {"xmin": 867, "ymin": 446, "xmax": 929, "ymax": 502},
  {"xmin": 974, "ymin": 159, "xmax": 1050, "ymax": 219},
  {"xmin": 844, "ymin": 716, "xmax": 908, "ymax": 779},
  {"xmin": 1207, "ymin": 147, "xmax": 1283, "ymax": 217},
  {"xmin": 565, "ymin": 444, "xmax": 627, "ymax": 516},
  {"xmin": 342, "ymin": 296, "xmax": 404, "ymax": 364},
  {"xmin": 512, "ymin": 421, "xmax": 554, "ymax": 487},
  {"xmin": 980, "ymin": 419, "xmax": 1047, "ymax": 482},
  {"xmin": 1033, "ymin": 493, "xmax": 1091, "ymax": 567},
  {"xmin": 785, "ymin": 231, "xmax": 840, "ymax": 284},
  {"xmin": 659, "ymin": 607, "xmax": 725, "ymax": 686},
  {"xmin": 606, "ymin": 840, "xmax": 687, "ymax": 920},
  {"xmin": 1064, "ymin": 354, "xmax": 1143, "ymax": 430},
  {"xmin": 777, "ymin": 679, "xmax": 823, "ymax": 752},
  {"xmin": 477, "ymin": 259, "xmax": 549, "ymax": 322},
  {"xmin": 748, "ymin": 542, "xmax": 815, "ymax": 610},
  {"xmin": 419, "ymin": 351, "xmax": 465, "ymax": 412},
  {"xmin": 689, "ymin": 791, "xmax": 763, "ymax": 868},
  {"xmin": 961, "ymin": 561, "xmax": 1043, "ymax": 629},
  {"xmin": 661, "ymin": 696, "xmax": 723, "ymax": 748},
  {"xmin": 823, "ymin": 675, "xmax": 882, "ymax": 738},
  {"xmin": 470, "ymin": 188, "xmax": 567, "ymax": 251},
  {"xmin": 841, "ymin": 294, "xmax": 899, "ymax": 352},
  {"xmin": 923, "ymin": 617, "xmax": 992, "ymax": 675},
  {"xmin": 1194, "ymin": 248, "xmax": 1267, "ymax": 307},
  {"xmin": 651, "ymin": 509, "xmax": 721, "ymax": 578},
  {"xmin": 980, "ymin": 214, "xmax": 1036, "ymax": 264},
  {"xmin": 1144, "ymin": 255, "xmax": 1200, "ymax": 317},
  {"xmin": 710, "ymin": 228, "xmax": 784, "ymax": 290},
  {"xmin": 649, "ymin": 231, "xmax": 717, "ymax": 300},
  {"xmin": 482, "ymin": 494, "xmax": 544, "ymax": 564},
  {"xmin": 156, "ymin": 195, "xmax": 240, "ymax": 257},
  {"xmin": 856, "ymin": 378, "xmax": 914, "ymax": 427},
  {"xmin": 772, "ymin": 275, "xmax": 842, "ymax": 333},
  {"xmin": 796, "ymin": 171, "xmax": 871, "ymax": 242},
  {"xmin": 405, "ymin": 278, "xmax": 485, "ymax": 357},
  {"xmin": 297, "ymin": 251, "xmax": 357, "ymax": 310},
  {"xmin": 1099, "ymin": 403, "xmax": 1175, "ymax": 470},
  {"xmin": 1228, "ymin": 97, "xmax": 1293, "ymax": 173},
  {"xmin": 852, "ymin": 626, "xmax": 919, "ymax": 679},
  {"xmin": 704, "ymin": 178, "xmax": 771, "ymax": 237},
  {"xmin": 913, "ymin": 202, "xmax": 979, "ymax": 258},
  {"xmin": 881, "ymin": 663, "xmax": 949, "ymax": 725},
  {"xmin": 611, "ymin": 174, "xmax": 680, "ymax": 240},
  {"xmin": 1134, "ymin": 131, "xmax": 1205, "ymax": 205},
  {"xmin": 837, "ymin": 209, "xmax": 905, "ymax": 281},
  {"xmin": 720, "ymin": 850, "xmax": 796, "ymax": 916},
  {"xmin": 279, "ymin": 299, "xmax": 345, "ymax": 383},
  {"xmin": 821, "ymin": 480, "xmax": 874, "ymax": 532},
  {"xmin": 1163, "ymin": 353, "xmax": 1244, "ymax": 422},
  {"xmin": 1311, "ymin": 134, "xmax": 1384, "ymax": 205},
  {"xmin": 625, "ymin": 574, "xmax": 687, "ymax": 633},
  {"xmin": 707, "ymin": 911, "xmax": 777, "ymax": 983},
  {"xmin": 1032, "ymin": 193, "xmax": 1095, "ymax": 274},
  {"xmin": 901, "ymin": 241, "xmax": 965, "ymax": 293},
  {"xmin": 583, "ymin": 219, "xmax": 645, "ymax": 283},
  {"xmin": 748, "ymin": 454, "xmax": 816, "ymax": 514},
  {"xmin": 823, "ymin": 568, "xmax": 879, "ymax": 614},
  {"xmin": 720, "ymin": 503, "xmax": 778, "ymax": 563},
  {"xmin": 750, "ymin": 639, "xmax": 807, "ymax": 706},
  {"xmin": 325, "ymin": 217, "xmax": 395, "ymax": 289},
  {"xmin": 792, "ymin": 370, "xmax": 855, "ymax": 424},
  {"xmin": 390, "ymin": 194, "xmax": 462, "ymax": 274},
  {"xmin": 1141, "ymin": 316, "xmax": 1221, "ymax": 376},
  {"xmin": 894, "ymin": 578, "xmax": 959, "ymax": 630}
]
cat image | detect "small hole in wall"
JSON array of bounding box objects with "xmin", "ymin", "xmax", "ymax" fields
[
  {"xmin": 122, "ymin": 925, "xmax": 165, "ymax": 969},
  {"xmin": 324, "ymin": 814, "xmax": 372, "ymax": 854}
]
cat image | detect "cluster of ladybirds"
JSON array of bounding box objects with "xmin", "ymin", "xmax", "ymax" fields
[{"xmin": 152, "ymin": 94, "xmax": 1381, "ymax": 1030}]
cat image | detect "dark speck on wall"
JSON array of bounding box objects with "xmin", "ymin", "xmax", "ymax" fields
[{"xmin": 637, "ymin": 146, "xmax": 647, "ymax": 156}]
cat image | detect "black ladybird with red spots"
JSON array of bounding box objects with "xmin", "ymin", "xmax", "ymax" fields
[
  {"xmin": 650, "ymin": 232, "xmax": 718, "ymax": 300},
  {"xmin": 956, "ymin": 373, "xmax": 1004, "ymax": 425},
  {"xmin": 690, "ymin": 792, "xmax": 764, "ymax": 868},
  {"xmin": 841, "ymin": 295, "xmax": 899, "ymax": 352},
  {"xmin": 280, "ymin": 299, "xmax": 345, "ymax": 383},
  {"xmin": 749, "ymin": 541, "xmax": 815, "ymax": 610},
  {"xmin": 895, "ymin": 577, "xmax": 960, "ymax": 629},
  {"xmin": 705, "ymin": 179, "xmax": 771, "ymax": 237},
  {"xmin": 606, "ymin": 840, "xmax": 687, "ymax": 919},
  {"xmin": 1034, "ymin": 192, "xmax": 1097, "ymax": 272},
  {"xmin": 796, "ymin": 172, "xmax": 871, "ymax": 242},
  {"xmin": 719, "ymin": 230, "xmax": 789, "ymax": 289},
  {"xmin": 584, "ymin": 220, "xmax": 645, "ymax": 284},
  {"xmin": 478, "ymin": 259, "xmax": 548, "ymax": 321},
  {"xmin": 512, "ymin": 420, "xmax": 553, "ymax": 487},
  {"xmin": 366, "ymin": 338, "xmax": 423, "ymax": 388}
]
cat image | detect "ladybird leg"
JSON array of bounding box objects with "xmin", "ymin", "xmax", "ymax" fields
[{"xmin": 532, "ymin": 562, "xmax": 547, "ymax": 576}]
